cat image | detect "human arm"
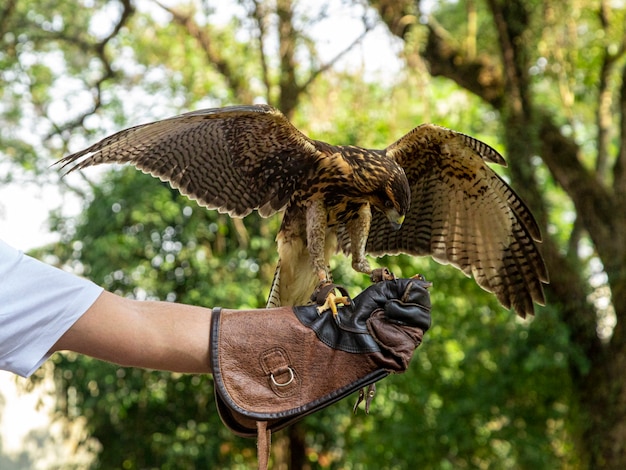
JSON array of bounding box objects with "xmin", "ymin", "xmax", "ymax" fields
[
  {"xmin": 0, "ymin": 239, "xmax": 212, "ymax": 377},
  {"xmin": 51, "ymin": 290, "xmax": 212, "ymax": 374}
]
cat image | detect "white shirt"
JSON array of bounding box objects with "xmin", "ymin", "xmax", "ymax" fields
[{"xmin": 0, "ymin": 240, "xmax": 103, "ymax": 377}]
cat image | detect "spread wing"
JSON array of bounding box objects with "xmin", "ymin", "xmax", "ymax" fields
[
  {"xmin": 364, "ymin": 124, "xmax": 548, "ymax": 317},
  {"xmin": 58, "ymin": 104, "xmax": 322, "ymax": 218}
]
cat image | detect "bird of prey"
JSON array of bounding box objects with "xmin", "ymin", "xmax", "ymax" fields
[{"xmin": 58, "ymin": 104, "xmax": 548, "ymax": 317}]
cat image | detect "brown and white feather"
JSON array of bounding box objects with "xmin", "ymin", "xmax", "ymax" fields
[
  {"xmin": 59, "ymin": 107, "xmax": 548, "ymax": 316},
  {"xmin": 360, "ymin": 124, "xmax": 548, "ymax": 317},
  {"xmin": 59, "ymin": 105, "xmax": 320, "ymax": 218}
]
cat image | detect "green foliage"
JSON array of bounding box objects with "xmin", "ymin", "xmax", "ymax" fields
[
  {"xmin": 51, "ymin": 168, "xmax": 276, "ymax": 468},
  {"xmin": 333, "ymin": 260, "xmax": 579, "ymax": 469},
  {"xmin": 49, "ymin": 164, "xmax": 580, "ymax": 468},
  {"xmin": 4, "ymin": 0, "xmax": 599, "ymax": 468}
]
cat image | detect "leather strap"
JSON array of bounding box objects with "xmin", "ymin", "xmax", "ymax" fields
[{"xmin": 256, "ymin": 421, "xmax": 271, "ymax": 470}]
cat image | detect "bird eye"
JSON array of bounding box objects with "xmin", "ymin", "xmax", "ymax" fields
[{"xmin": 385, "ymin": 200, "xmax": 394, "ymax": 209}]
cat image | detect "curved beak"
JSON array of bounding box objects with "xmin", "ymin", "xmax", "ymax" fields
[{"xmin": 386, "ymin": 209, "xmax": 405, "ymax": 231}]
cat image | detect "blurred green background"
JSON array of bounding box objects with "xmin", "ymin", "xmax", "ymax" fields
[{"xmin": 2, "ymin": 0, "xmax": 625, "ymax": 468}]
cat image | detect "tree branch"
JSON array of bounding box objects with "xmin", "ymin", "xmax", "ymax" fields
[
  {"xmin": 0, "ymin": 0, "xmax": 17, "ymax": 38},
  {"xmin": 156, "ymin": 1, "xmax": 253, "ymax": 103},
  {"xmin": 298, "ymin": 20, "xmax": 373, "ymax": 96},
  {"xmin": 276, "ymin": 0, "xmax": 299, "ymax": 115},
  {"xmin": 539, "ymin": 116, "xmax": 617, "ymax": 261},
  {"xmin": 275, "ymin": 0, "xmax": 375, "ymax": 115},
  {"xmin": 485, "ymin": 0, "xmax": 530, "ymax": 117},
  {"xmin": 595, "ymin": 0, "xmax": 625, "ymax": 181},
  {"xmin": 423, "ymin": 18, "xmax": 504, "ymax": 108},
  {"xmin": 369, "ymin": 0, "xmax": 414, "ymax": 39},
  {"xmin": 595, "ymin": 52, "xmax": 614, "ymax": 180},
  {"xmin": 46, "ymin": 0, "xmax": 136, "ymax": 139},
  {"xmin": 250, "ymin": 0, "xmax": 272, "ymax": 104},
  {"xmin": 615, "ymin": 62, "xmax": 626, "ymax": 205}
]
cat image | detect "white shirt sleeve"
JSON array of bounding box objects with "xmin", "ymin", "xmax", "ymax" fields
[{"xmin": 0, "ymin": 239, "xmax": 104, "ymax": 377}]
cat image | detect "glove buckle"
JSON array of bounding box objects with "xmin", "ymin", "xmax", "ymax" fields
[{"xmin": 270, "ymin": 367, "xmax": 295, "ymax": 387}]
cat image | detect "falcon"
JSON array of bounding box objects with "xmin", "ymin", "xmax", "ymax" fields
[{"xmin": 58, "ymin": 104, "xmax": 548, "ymax": 317}]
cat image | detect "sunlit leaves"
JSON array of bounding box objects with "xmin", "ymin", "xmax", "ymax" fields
[{"xmin": 4, "ymin": 0, "xmax": 604, "ymax": 467}]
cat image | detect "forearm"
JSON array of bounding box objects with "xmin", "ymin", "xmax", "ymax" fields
[{"xmin": 52, "ymin": 291, "xmax": 212, "ymax": 373}]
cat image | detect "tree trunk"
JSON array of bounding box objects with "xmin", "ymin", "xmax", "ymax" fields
[{"xmin": 369, "ymin": 0, "xmax": 626, "ymax": 467}]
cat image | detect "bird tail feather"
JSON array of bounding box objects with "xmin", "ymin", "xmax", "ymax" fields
[{"xmin": 266, "ymin": 260, "xmax": 282, "ymax": 308}]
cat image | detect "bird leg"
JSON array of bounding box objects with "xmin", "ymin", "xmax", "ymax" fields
[
  {"xmin": 312, "ymin": 261, "xmax": 351, "ymax": 320},
  {"xmin": 348, "ymin": 206, "xmax": 374, "ymax": 274},
  {"xmin": 347, "ymin": 207, "xmax": 397, "ymax": 283},
  {"xmin": 370, "ymin": 267, "xmax": 396, "ymax": 282},
  {"xmin": 306, "ymin": 201, "xmax": 350, "ymax": 319},
  {"xmin": 311, "ymin": 265, "xmax": 351, "ymax": 320},
  {"xmin": 312, "ymin": 281, "xmax": 351, "ymax": 320}
]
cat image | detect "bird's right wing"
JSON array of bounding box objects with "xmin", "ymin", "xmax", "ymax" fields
[
  {"xmin": 58, "ymin": 104, "xmax": 322, "ymax": 218},
  {"xmin": 367, "ymin": 124, "xmax": 548, "ymax": 317}
]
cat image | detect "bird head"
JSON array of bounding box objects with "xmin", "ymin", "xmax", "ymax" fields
[
  {"xmin": 362, "ymin": 164, "xmax": 410, "ymax": 231},
  {"xmin": 347, "ymin": 149, "xmax": 410, "ymax": 230},
  {"xmin": 385, "ymin": 205, "xmax": 405, "ymax": 230},
  {"xmin": 381, "ymin": 171, "xmax": 410, "ymax": 230}
]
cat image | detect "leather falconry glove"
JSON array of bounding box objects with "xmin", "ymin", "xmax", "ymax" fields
[{"xmin": 210, "ymin": 275, "xmax": 432, "ymax": 470}]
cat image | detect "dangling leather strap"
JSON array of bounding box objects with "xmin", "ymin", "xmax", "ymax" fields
[
  {"xmin": 352, "ymin": 383, "xmax": 377, "ymax": 414},
  {"xmin": 256, "ymin": 421, "xmax": 271, "ymax": 470}
]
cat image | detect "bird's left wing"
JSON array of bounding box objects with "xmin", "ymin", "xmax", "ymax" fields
[
  {"xmin": 365, "ymin": 124, "xmax": 548, "ymax": 317},
  {"xmin": 57, "ymin": 104, "xmax": 321, "ymax": 218}
]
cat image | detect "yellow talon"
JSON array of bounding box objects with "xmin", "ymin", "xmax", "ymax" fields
[{"xmin": 317, "ymin": 291, "xmax": 350, "ymax": 318}]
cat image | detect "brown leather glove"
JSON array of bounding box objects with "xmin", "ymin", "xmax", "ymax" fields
[{"xmin": 210, "ymin": 276, "xmax": 431, "ymax": 444}]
